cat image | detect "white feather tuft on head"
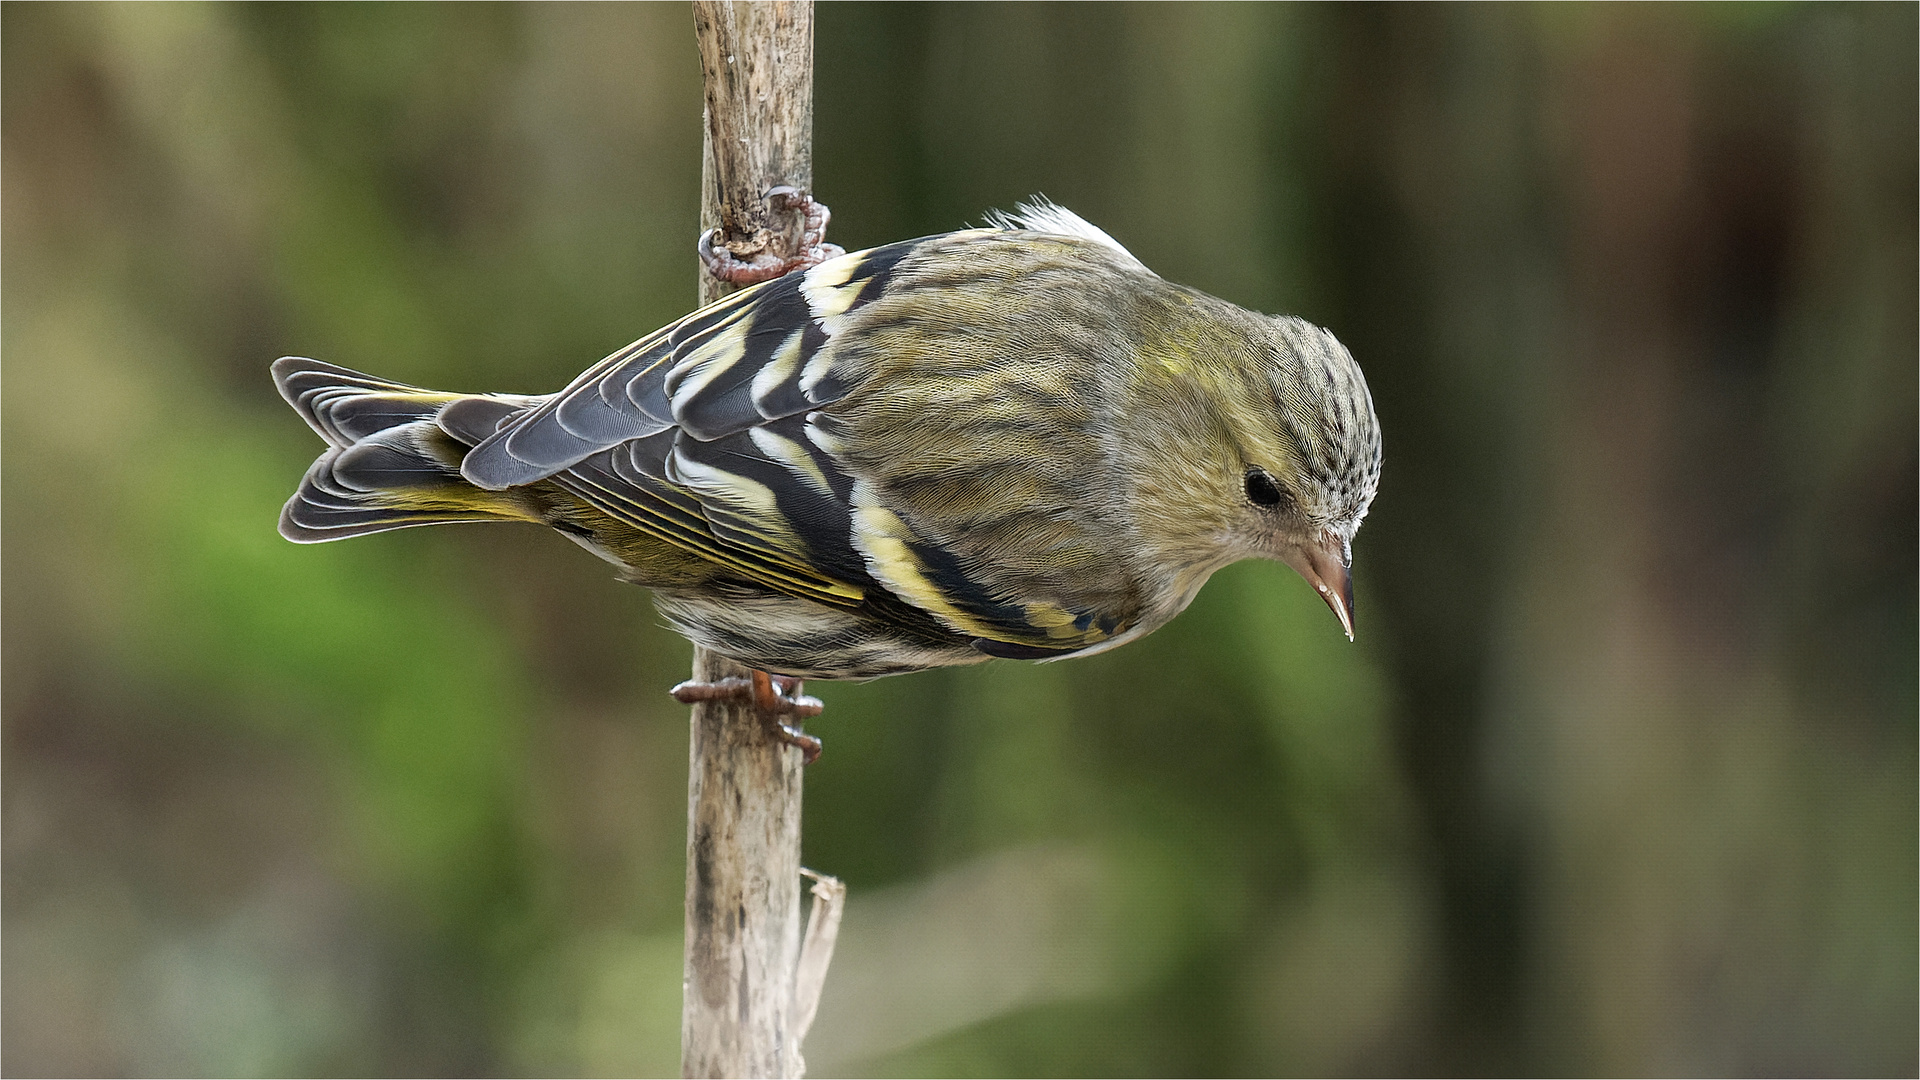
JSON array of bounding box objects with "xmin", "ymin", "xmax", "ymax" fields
[{"xmin": 984, "ymin": 198, "xmax": 1150, "ymax": 273}]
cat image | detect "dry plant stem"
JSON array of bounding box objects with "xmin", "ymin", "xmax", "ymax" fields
[
  {"xmin": 694, "ymin": 0, "xmax": 821, "ymax": 282},
  {"xmin": 790, "ymin": 870, "xmax": 847, "ymax": 1044},
  {"xmin": 682, "ymin": 645, "xmax": 805, "ymax": 1078},
  {"xmin": 682, "ymin": 3, "xmax": 840, "ymax": 1077}
]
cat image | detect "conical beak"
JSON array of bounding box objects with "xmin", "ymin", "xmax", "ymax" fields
[{"xmin": 1281, "ymin": 533, "xmax": 1356, "ymax": 641}]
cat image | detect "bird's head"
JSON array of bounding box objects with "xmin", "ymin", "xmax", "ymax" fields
[
  {"xmin": 1125, "ymin": 304, "xmax": 1381, "ymax": 640},
  {"xmin": 1227, "ymin": 315, "xmax": 1381, "ymax": 639}
]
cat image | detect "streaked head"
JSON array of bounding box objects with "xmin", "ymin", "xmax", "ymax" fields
[{"xmin": 1223, "ymin": 315, "xmax": 1382, "ymax": 639}]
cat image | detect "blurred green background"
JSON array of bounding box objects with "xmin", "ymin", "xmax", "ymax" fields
[{"xmin": 4, "ymin": 3, "xmax": 1914, "ymax": 1076}]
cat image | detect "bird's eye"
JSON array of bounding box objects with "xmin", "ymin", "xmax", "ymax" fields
[{"xmin": 1244, "ymin": 468, "xmax": 1288, "ymax": 509}]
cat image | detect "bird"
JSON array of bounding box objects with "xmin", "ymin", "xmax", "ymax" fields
[{"xmin": 273, "ymin": 201, "xmax": 1381, "ymax": 758}]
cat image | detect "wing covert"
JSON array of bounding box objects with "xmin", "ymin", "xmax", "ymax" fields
[{"xmin": 460, "ymin": 240, "xmax": 919, "ymax": 491}]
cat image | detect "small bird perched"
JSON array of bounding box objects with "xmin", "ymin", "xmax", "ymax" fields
[{"xmin": 275, "ymin": 203, "xmax": 1381, "ymax": 751}]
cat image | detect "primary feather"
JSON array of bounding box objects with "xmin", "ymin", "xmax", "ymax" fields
[{"xmin": 275, "ymin": 205, "xmax": 1381, "ymax": 679}]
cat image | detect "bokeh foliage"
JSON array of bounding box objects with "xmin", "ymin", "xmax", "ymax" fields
[{"xmin": 4, "ymin": 3, "xmax": 1913, "ymax": 1076}]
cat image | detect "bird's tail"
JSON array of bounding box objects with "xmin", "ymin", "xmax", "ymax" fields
[{"xmin": 272, "ymin": 356, "xmax": 546, "ymax": 543}]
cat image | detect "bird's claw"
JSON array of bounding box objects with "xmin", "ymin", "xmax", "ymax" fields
[
  {"xmin": 697, "ymin": 186, "xmax": 846, "ymax": 287},
  {"xmin": 671, "ymin": 669, "xmax": 824, "ymax": 763}
]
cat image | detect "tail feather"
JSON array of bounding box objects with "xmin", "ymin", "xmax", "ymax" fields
[
  {"xmin": 274, "ymin": 357, "xmax": 547, "ymax": 543},
  {"xmin": 332, "ymin": 426, "xmax": 470, "ymax": 492},
  {"xmin": 436, "ymin": 395, "xmax": 525, "ymax": 445},
  {"xmin": 273, "ymin": 356, "xmax": 466, "ymax": 448}
]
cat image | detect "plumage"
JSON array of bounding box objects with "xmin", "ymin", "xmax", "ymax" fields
[{"xmin": 274, "ymin": 203, "xmax": 1382, "ymax": 679}]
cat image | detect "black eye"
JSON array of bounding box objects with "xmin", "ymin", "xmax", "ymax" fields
[{"xmin": 1244, "ymin": 468, "xmax": 1287, "ymax": 509}]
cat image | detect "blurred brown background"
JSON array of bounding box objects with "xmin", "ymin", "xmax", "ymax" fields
[{"xmin": 4, "ymin": 3, "xmax": 1914, "ymax": 1076}]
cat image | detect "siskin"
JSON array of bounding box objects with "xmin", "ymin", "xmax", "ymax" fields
[{"xmin": 275, "ymin": 203, "xmax": 1382, "ymax": 703}]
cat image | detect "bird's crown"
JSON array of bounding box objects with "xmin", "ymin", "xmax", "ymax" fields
[{"xmin": 1264, "ymin": 317, "xmax": 1381, "ymax": 538}]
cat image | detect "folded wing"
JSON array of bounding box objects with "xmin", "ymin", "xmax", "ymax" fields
[{"xmin": 456, "ymin": 240, "xmax": 923, "ymax": 607}]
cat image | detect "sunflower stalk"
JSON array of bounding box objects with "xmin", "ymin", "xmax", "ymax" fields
[{"xmin": 682, "ymin": 3, "xmax": 843, "ymax": 1077}]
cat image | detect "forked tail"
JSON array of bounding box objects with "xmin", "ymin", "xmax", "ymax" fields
[{"xmin": 272, "ymin": 357, "xmax": 544, "ymax": 542}]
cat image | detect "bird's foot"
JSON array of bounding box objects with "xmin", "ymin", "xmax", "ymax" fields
[
  {"xmin": 671, "ymin": 668, "xmax": 824, "ymax": 763},
  {"xmin": 697, "ymin": 186, "xmax": 846, "ymax": 286}
]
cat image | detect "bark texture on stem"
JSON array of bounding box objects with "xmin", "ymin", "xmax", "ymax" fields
[
  {"xmin": 683, "ymin": 3, "xmax": 818, "ymax": 1078},
  {"xmin": 682, "ymin": 646, "xmax": 804, "ymax": 1079},
  {"xmin": 694, "ymin": 0, "xmax": 817, "ymax": 295}
]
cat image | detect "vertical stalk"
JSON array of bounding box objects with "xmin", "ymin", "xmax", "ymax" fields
[{"xmin": 682, "ymin": 3, "xmax": 818, "ymax": 1077}]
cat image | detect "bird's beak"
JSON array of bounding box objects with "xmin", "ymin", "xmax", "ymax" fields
[{"xmin": 1281, "ymin": 533, "xmax": 1356, "ymax": 641}]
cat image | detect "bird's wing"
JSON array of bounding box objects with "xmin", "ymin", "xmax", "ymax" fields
[
  {"xmin": 460, "ymin": 222, "xmax": 1148, "ymax": 657},
  {"xmin": 454, "ymin": 239, "xmax": 932, "ymax": 608},
  {"xmin": 460, "ymin": 238, "xmax": 926, "ymax": 487}
]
